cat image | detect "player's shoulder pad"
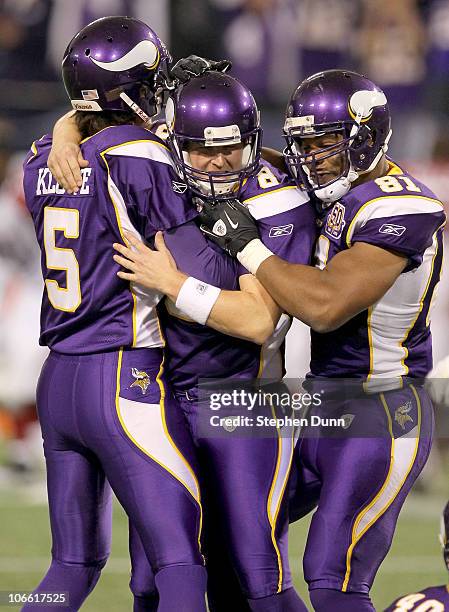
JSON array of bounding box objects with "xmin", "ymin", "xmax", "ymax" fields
[
  {"xmin": 242, "ymin": 161, "xmax": 310, "ymax": 220},
  {"xmin": 85, "ymin": 124, "xmax": 173, "ymax": 167},
  {"xmin": 342, "ymin": 162, "xmax": 445, "ymax": 244},
  {"xmin": 24, "ymin": 134, "xmax": 52, "ymax": 167}
]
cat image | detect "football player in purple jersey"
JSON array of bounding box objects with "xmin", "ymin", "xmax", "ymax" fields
[
  {"xmin": 198, "ymin": 69, "xmax": 446, "ymax": 611},
  {"xmin": 111, "ymin": 71, "xmax": 316, "ymax": 612},
  {"xmin": 384, "ymin": 500, "xmax": 449, "ymax": 611},
  {"xmin": 21, "ymin": 16, "xmax": 232, "ymax": 612},
  {"xmin": 44, "ymin": 69, "xmax": 315, "ymax": 610}
]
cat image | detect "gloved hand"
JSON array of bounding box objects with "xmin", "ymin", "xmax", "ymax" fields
[
  {"xmin": 198, "ymin": 198, "xmax": 260, "ymax": 258},
  {"xmin": 165, "ymin": 55, "xmax": 231, "ymax": 88}
]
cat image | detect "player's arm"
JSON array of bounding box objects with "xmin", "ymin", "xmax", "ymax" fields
[
  {"xmin": 255, "ymin": 242, "xmax": 407, "ymax": 333},
  {"xmin": 113, "ymin": 231, "xmax": 281, "ymax": 344},
  {"xmin": 47, "ymin": 110, "xmax": 88, "ymax": 193},
  {"xmin": 198, "ymin": 198, "xmax": 408, "ymax": 333}
]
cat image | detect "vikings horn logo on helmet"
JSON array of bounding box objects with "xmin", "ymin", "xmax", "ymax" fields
[
  {"xmin": 130, "ymin": 368, "xmax": 151, "ymax": 394},
  {"xmin": 348, "ymin": 90, "xmax": 388, "ymax": 122},
  {"xmin": 89, "ymin": 40, "xmax": 159, "ymax": 72}
]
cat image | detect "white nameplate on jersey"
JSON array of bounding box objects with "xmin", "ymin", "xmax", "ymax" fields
[
  {"xmin": 325, "ymin": 202, "xmax": 346, "ymax": 239},
  {"xmin": 36, "ymin": 167, "xmax": 93, "ymax": 196},
  {"xmin": 269, "ymin": 224, "xmax": 294, "ymax": 238},
  {"xmin": 378, "ymin": 223, "xmax": 406, "ymax": 237}
]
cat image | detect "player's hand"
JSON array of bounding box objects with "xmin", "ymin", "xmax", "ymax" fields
[
  {"xmin": 425, "ymin": 355, "xmax": 449, "ymax": 407},
  {"xmin": 47, "ymin": 142, "xmax": 89, "ymax": 194},
  {"xmin": 198, "ymin": 199, "xmax": 260, "ymax": 258},
  {"xmin": 166, "ymin": 55, "xmax": 231, "ymax": 87},
  {"xmin": 113, "ymin": 230, "xmax": 187, "ymax": 299}
]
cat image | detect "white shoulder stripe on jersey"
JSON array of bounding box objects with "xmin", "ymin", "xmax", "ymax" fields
[
  {"xmin": 107, "ymin": 171, "xmax": 164, "ymax": 349},
  {"xmin": 244, "ymin": 186, "xmax": 310, "ymax": 220},
  {"xmin": 347, "ymin": 195, "xmax": 443, "ymax": 245},
  {"xmin": 104, "ymin": 141, "xmax": 173, "ymax": 167}
]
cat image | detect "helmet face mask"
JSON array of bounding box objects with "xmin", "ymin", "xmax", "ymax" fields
[
  {"xmin": 165, "ymin": 71, "xmax": 262, "ymax": 203},
  {"xmin": 283, "ymin": 70, "xmax": 391, "ymax": 203},
  {"xmin": 62, "ymin": 16, "xmax": 171, "ymax": 122}
]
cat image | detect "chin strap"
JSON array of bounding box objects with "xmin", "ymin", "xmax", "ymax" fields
[
  {"xmin": 314, "ymin": 127, "xmax": 393, "ymax": 204},
  {"xmin": 119, "ymin": 92, "xmax": 153, "ymax": 125}
]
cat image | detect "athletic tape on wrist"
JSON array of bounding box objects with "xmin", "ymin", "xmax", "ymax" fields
[
  {"xmin": 176, "ymin": 276, "xmax": 221, "ymax": 325},
  {"xmin": 237, "ymin": 239, "xmax": 274, "ymax": 275}
]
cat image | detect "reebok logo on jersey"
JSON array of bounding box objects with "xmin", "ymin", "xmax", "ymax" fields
[
  {"xmin": 213, "ymin": 219, "xmax": 227, "ymax": 236},
  {"xmin": 379, "ymin": 223, "xmax": 406, "ymax": 237},
  {"xmin": 224, "ymin": 211, "xmax": 239, "ymax": 230},
  {"xmin": 172, "ymin": 181, "xmax": 188, "ymax": 194},
  {"xmin": 269, "ymin": 224, "xmax": 294, "ymax": 238}
]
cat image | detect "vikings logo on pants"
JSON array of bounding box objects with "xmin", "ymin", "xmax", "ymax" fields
[{"xmin": 289, "ymin": 383, "xmax": 433, "ymax": 594}]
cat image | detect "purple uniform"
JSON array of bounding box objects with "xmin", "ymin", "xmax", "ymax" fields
[
  {"xmin": 143, "ymin": 162, "xmax": 317, "ymax": 600},
  {"xmin": 291, "ymin": 160, "xmax": 443, "ymax": 597},
  {"xmin": 385, "ymin": 585, "xmax": 449, "ymax": 611},
  {"xmin": 311, "ymin": 160, "xmax": 445, "ymax": 383},
  {"xmin": 24, "ymin": 126, "xmax": 196, "ymax": 354},
  {"xmin": 160, "ymin": 161, "xmax": 316, "ymax": 391},
  {"xmin": 22, "ymin": 126, "xmax": 205, "ymax": 610}
]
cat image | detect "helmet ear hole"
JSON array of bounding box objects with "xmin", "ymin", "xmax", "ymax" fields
[{"xmin": 353, "ymin": 125, "xmax": 371, "ymax": 148}]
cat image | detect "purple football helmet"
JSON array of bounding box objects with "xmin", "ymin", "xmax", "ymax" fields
[
  {"xmin": 165, "ymin": 71, "xmax": 262, "ymax": 202},
  {"xmin": 62, "ymin": 16, "xmax": 170, "ymax": 121},
  {"xmin": 283, "ymin": 69, "xmax": 392, "ymax": 203}
]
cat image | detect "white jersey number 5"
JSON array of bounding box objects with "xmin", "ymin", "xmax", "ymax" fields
[{"xmin": 44, "ymin": 207, "xmax": 81, "ymax": 312}]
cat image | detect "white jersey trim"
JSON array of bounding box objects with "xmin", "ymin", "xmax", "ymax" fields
[
  {"xmin": 366, "ymin": 229, "xmax": 440, "ymax": 382},
  {"xmin": 104, "ymin": 140, "xmax": 174, "ymax": 166},
  {"xmin": 106, "ymin": 170, "xmax": 164, "ymax": 349},
  {"xmin": 346, "ymin": 195, "xmax": 443, "ymax": 246},
  {"xmin": 244, "ymin": 186, "xmax": 310, "ymax": 220}
]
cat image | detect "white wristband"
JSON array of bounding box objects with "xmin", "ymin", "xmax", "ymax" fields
[
  {"xmin": 175, "ymin": 276, "xmax": 221, "ymax": 325},
  {"xmin": 237, "ymin": 239, "xmax": 274, "ymax": 275}
]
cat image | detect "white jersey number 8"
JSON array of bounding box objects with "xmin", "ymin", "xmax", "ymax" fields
[{"xmin": 44, "ymin": 207, "xmax": 81, "ymax": 312}]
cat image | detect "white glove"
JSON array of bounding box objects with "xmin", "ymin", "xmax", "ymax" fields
[{"xmin": 426, "ymin": 355, "xmax": 449, "ymax": 406}]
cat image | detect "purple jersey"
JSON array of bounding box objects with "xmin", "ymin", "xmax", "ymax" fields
[
  {"xmin": 385, "ymin": 585, "xmax": 449, "ymax": 611},
  {"xmin": 310, "ymin": 160, "xmax": 446, "ymax": 383},
  {"xmin": 160, "ymin": 162, "xmax": 317, "ymax": 392},
  {"xmin": 23, "ymin": 125, "xmax": 196, "ymax": 354}
]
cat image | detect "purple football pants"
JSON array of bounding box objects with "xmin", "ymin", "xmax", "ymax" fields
[
  {"xmin": 289, "ymin": 383, "xmax": 434, "ymax": 599},
  {"xmin": 24, "ymin": 348, "xmax": 206, "ymax": 611},
  {"xmin": 129, "ymin": 391, "xmax": 297, "ymax": 604}
]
